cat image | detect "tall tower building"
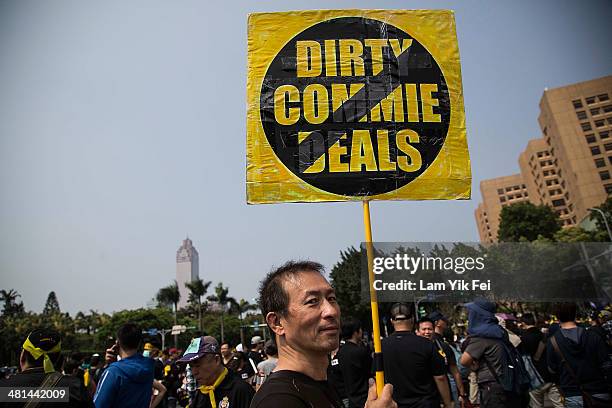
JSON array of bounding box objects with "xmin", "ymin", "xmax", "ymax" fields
[
  {"xmin": 475, "ymin": 76, "xmax": 612, "ymax": 242},
  {"xmin": 176, "ymin": 237, "xmax": 199, "ymax": 309}
]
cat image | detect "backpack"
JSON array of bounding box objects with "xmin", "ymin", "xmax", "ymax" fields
[
  {"xmin": 482, "ymin": 338, "xmax": 531, "ymax": 394},
  {"xmin": 521, "ymin": 354, "xmax": 544, "ymax": 390}
]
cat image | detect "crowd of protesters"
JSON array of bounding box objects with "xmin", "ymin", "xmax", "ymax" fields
[{"xmin": 1, "ymin": 263, "xmax": 611, "ymax": 407}]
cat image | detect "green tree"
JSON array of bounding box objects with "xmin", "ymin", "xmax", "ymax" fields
[
  {"xmin": 185, "ymin": 278, "xmax": 211, "ymax": 331},
  {"xmin": 0, "ymin": 289, "xmax": 24, "ymax": 316},
  {"xmin": 96, "ymin": 308, "xmax": 174, "ymax": 350},
  {"xmin": 87, "ymin": 310, "xmax": 109, "ymax": 337},
  {"xmin": 156, "ymin": 282, "xmax": 180, "ymax": 325},
  {"xmin": 0, "ymin": 311, "xmax": 44, "ymax": 365},
  {"xmin": 207, "ymin": 283, "xmax": 237, "ymax": 343},
  {"xmin": 329, "ymin": 247, "xmax": 372, "ymax": 327},
  {"xmin": 589, "ymin": 196, "xmax": 612, "ymax": 241},
  {"xmin": 42, "ymin": 291, "xmax": 60, "ymax": 315},
  {"xmin": 156, "ymin": 282, "xmax": 181, "ymax": 348},
  {"xmin": 74, "ymin": 311, "xmax": 90, "ymax": 334},
  {"xmin": 235, "ymin": 298, "xmax": 258, "ymax": 347},
  {"xmin": 553, "ymin": 226, "xmax": 597, "ymax": 242},
  {"xmin": 498, "ymin": 202, "xmax": 561, "ymax": 242}
]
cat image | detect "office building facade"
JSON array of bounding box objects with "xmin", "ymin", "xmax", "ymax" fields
[{"xmin": 476, "ymin": 76, "xmax": 612, "ymax": 242}]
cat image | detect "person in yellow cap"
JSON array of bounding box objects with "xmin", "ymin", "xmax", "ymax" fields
[
  {"xmin": 143, "ymin": 341, "xmax": 165, "ymax": 381},
  {"xmin": 0, "ymin": 327, "xmax": 92, "ymax": 407},
  {"xmin": 177, "ymin": 335, "xmax": 254, "ymax": 408}
]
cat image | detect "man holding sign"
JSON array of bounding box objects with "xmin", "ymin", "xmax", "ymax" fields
[
  {"xmin": 247, "ymin": 9, "xmax": 469, "ymax": 404},
  {"xmin": 250, "ymin": 261, "xmax": 396, "ymax": 408}
]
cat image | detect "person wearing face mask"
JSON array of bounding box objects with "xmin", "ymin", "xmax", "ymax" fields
[{"xmin": 143, "ymin": 342, "xmax": 165, "ymax": 381}]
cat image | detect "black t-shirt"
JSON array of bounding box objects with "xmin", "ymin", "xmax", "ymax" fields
[
  {"xmin": 191, "ymin": 370, "xmax": 255, "ymax": 408},
  {"xmin": 250, "ymin": 370, "xmax": 343, "ymax": 408},
  {"xmin": 153, "ymin": 358, "xmax": 164, "ymax": 380},
  {"xmin": 381, "ymin": 331, "xmax": 446, "ymax": 405},
  {"xmin": 327, "ymin": 349, "xmax": 347, "ymax": 399},
  {"xmin": 0, "ymin": 368, "xmax": 93, "ymax": 407},
  {"xmin": 432, "ymin": 333, "xmax": 457, "ymax": 371},
  {"xmin": 336, "ymin": 341, "xmax": 372, "ymax": 408},
  {"xmin": 520, "ymin": 327, "xmax": 543, "ymax": 356},
  {"xmin": 228, "ymin": 353, "xmax": 256, "ymax": 382},
  {"xmin": 247, "ymin": 350, "xmax": 264, "ymax": 367}
]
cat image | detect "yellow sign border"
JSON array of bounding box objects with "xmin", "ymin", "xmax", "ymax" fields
[{"xmin": 247, "ymin": 10, "xmax": 470, "ymax": 204}]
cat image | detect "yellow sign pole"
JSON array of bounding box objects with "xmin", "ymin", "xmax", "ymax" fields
[{"xmin": 363, "ymin": 200, "xmax": 384, "ymax": 396}]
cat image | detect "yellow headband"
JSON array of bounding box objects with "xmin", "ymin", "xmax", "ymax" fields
[{"xmin": 22, "ymin": 337, "xmax": 61, "ymax": 374}]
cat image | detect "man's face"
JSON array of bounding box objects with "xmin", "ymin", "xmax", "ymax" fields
[
  {"xmin": 279, "ymin": 271, "xmax": 340, "ymax": 355},
  {"xmin": 417, "ymin": 321, "xmax": 434, "ymax": 340},
  {"xmin": 436, "ymin": 319, "xmax": 448, "ymax": 332},
  {"xmin": 220, "ymin": 344, "xmax": 231, "ymax": 358},
  {"xmin": 189, "ymin": 354, "xmax": 221, "ymax": 386}
]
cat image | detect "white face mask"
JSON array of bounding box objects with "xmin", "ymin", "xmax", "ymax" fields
[{"xmin": 143, "ymin": 350, "xmax": 151, "ymax": 358}]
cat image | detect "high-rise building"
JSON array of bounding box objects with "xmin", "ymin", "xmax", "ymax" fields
[
  {"xmin": 475, "ymin": 174, "xmax": 529, "ymax": 243},
  {"xmin": 538, "ymin": 76, "xmax": 612, "ymax": 222},
  {"xmin": 476, "ymin": 76, "xmax": 612, "ymax": 242},
  {"xmin": 518, "ymin": 138, "xmax": 573, "ymax": 225},
  {"xmin": 176, "ymin": 237, "xmax": 199, "ymax": 309}
]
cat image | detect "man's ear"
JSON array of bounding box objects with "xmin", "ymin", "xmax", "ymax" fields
[{"xmin": 266, "ymin": 312, "xmax": 285, "ymax": 336}]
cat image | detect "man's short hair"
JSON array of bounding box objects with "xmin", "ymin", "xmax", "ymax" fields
[
  {"xmin": 521, "ymin": 313, "xmax": 536, "ymax": 326},
  {"xmin": 258, "ymin": 260, "xmax": 325, "ymax": 318},
  {"xmin": 390, "ymin": 302, "xmax": 414, "ymax": 321},
  {"xmin": 23, "ymin": 328, "xmax": 62, "ymax": 368},
  {"xmin": 555, "ymin": 303, "xmax": 577, "ymax": 323},
  {"xmin": 427, "ymin": 311, "xmax": 447, "ymax": 325},
  {"xmin": 417, "ymin": 317, "xmax": 434, "ymax": 330},
  {"xmin": 117, "ymin": 323, "xmax": 142, "ymax": 350},
  {"xmin": 341, "ymin": 317, "xmax": 362, "ymax": 340}
]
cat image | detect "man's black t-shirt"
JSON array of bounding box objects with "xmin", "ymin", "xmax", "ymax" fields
[
  {"xmin": 432, "ymin": 332, "xmax": 457, "ymax": 371},
  {"xmin": 0, "ymin": 368, "xmax": 92, "ymax": 407},
  {"xmin": 327, "ymin": 348, "xmax": 347, "ymax": 399},
  {"xmin": 153, "ymin": 358, "xmax": 164, "ymax": 380},
  {"xmin": 336, "ymin": 341, "xmax": 371, "ymax": 408},
  {"xmin": 191, "ymin": 370, "xmax": 255, "ymax": 408},
  {"xmin": 382, "ymin": 331, "xmax": 446, "ymax": 405},
  {"xmin": 247, "ymin": 350, "xmax": 264, "ymax": 367},
  {"xmin": 520, "ymin": 327, "xmax": 543, "ymax": 356},
  {"xmin": 250, "ymin": 370, "xmax": 343, "ymax": 408}
]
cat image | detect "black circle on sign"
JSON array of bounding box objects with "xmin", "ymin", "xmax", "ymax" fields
[{"xmin": 260, "ymin": 17, "xmax": 450, "ymax": 197}]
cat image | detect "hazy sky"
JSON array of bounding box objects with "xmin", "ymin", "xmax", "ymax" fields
[{"xmin": 1, "ymin": 1, "xmax": 611, "ymax": 315}]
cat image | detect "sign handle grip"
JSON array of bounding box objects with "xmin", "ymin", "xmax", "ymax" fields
[{"xmin": 363, "ymin": 200, "xmax": 384, "ymax": 396}]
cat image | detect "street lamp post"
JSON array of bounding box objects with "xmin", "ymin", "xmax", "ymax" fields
[{"xmin": 588, "ymin": 207, "xmax": 612, "ymax": 241}]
